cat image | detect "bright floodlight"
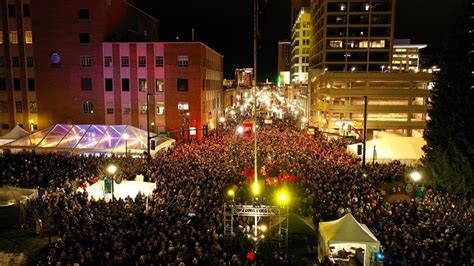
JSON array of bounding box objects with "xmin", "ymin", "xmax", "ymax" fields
[
  {"xmin": 301, "ymin": 117, "xmax": 308, "ymax": 123},
  {"xmin": 123, "ymin": 133, "xmax": 129, "ymax": 140},
  {"xmin": 219, "ymin": 117, "xmax": 226, "ymax": 123},
  {"xmin": 276, "ymin": 190, "xmax": 289, "ymax": 206},
  {"xmin": 237, "ymin": 126, "xmax": 244, "ymax": 134},
  {"xmin": 252, "ymin": 181, "xmax": 260, "ymax": 195},
  {"xmin": 260, "ymin": 224, "xmax": 268, "ymax": 232},
  {"xmin": 227, "ymin": 189, "xmax": 235, "ymax": 197},
  {"xmin": 107, "ymin": 164, "xmax": 117, "ymax": 175},
  {"xmin": 410, "ymin": 171, "xmax": 422, "ymax": 183}
]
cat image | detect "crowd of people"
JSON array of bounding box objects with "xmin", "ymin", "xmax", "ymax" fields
[{"xmin": 0, "ymin": 118, "xmax": 472, "ymax": 265}]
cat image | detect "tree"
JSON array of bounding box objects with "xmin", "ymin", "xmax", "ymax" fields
[{"xmin": 422, "ymin": 3, "xmax": 474, "ymax": 196}]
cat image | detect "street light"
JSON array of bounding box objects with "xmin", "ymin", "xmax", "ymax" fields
[
  {"xmin": 146, "ymin": 93, "xmax": 154, "ymax": 161},
  {"xmin": 123, "ymin": 133, "xmax": 129, "ymax": 157},
  {"xmin": 410, "ymin": 171, "xmax": 422, "ymax": 183},
  {"xmin": 107, "ymin": 164, "xmax": 117, "ymax": 201},
  {"xmin": 276, "ymin": 189, "xmax": 290, "ymax": 206}
]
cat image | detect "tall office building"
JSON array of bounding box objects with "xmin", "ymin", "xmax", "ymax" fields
[
  {"xmin": 309, "ymin": 0, "xmax": 395, "ymax": 72},
  {"xmin": 291, "ymin": 0, "xmax": 310, "ymax": 26},
  {"xmin": 277, "ymin": 41, "xmax": 291, "ymax": 73},
  {"xmin": 291, "ymin": 8, "xmax": 311, "ymax": 84}
]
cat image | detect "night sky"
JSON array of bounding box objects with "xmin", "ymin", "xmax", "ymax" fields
[{"xmin": 135, "ymin": 0, "xmax": 465, "ymax": 81}]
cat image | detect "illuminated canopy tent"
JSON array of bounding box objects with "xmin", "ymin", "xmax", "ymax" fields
[{"xmin": 1, "ymin": 124, "xmax": 175, "ymax": 156}]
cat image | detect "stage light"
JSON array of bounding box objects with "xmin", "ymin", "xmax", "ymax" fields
[{"xmin": 107, "ymin": 164, "xmax": 117, "ymax": 175}]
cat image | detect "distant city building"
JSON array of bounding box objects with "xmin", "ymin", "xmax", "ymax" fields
[
  {"xmin": 309, "ymin": 0, "xmax": 395, "ymax": 72},
  {"xmin": 235, "ymin": 68, "xmax": 253, "ymax": 87},
  {"xmin": 278, "ymin": 41, "xmax": 291, "ymax": 73},
  {"xmin": 392, "ymin": 39, "xmax": 426, "ymax": 72},
  {"xmin": 310, "ymin": 72, "xmax": 433, "ymax": 137}
]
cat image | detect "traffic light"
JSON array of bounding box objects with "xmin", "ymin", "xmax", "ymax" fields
[
  {"xmin": 150, "ymin": 140, "xmax": 156, "ymax": 150},
  {"xmin": 180, "ymin": 127, "xmax": 184, "ymax": 137},
  {"xmin": 203, "ymin": 124, "xmax": 208, "ymax": 137}
]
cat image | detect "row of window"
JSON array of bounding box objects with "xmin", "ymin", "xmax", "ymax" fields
[
  {"xmin": 83, "ymin": 101, "xmax": 189, "ymax": 116},
  {"xmin": 81, "ymin": 78, "xmax": 187, "ymax": 92},
  {"xmin": 1, "ymin": 56, "xmax": 35, "ymax": 67},
  {"xmin": 0, "ymin": 31, "xmax": 33, "ymax": 44},
  {"xmin": 0, "ymin": 78, "xmax": 35, "ymax": 91},
  {"xmin": 80, "ymin": 55, "xmax": 186, "ymax": 68},
  {"xmin": 8, "ymin": 4, "xmax": 31, "ymax": 18},
  {"xmin": 0, "ymin": 101, "xmax": 36, "ymax": 113}
]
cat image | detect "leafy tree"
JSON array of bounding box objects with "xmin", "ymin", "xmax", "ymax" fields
[{"xmin": 422, "ymin": 4, "xmax": 474, "ymax": 196}]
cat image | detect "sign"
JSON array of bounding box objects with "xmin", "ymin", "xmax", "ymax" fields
[
  {"xmin": 104, "ymin": 179, "xmax": 112, "ymax": 193},
  {"xmin": 242, "ymin": 122, "xmax": 254, "ymax": 139},
  {"xmin": 158, "ymin": 131, "xmax": 170, "ymax": 138},
  {"xmin": 189, "ymin": 127, "xmax": 197, "ymax": 136},
  {"xmin": 416, "ymin": 186, "xmax": 425, "ymax": 201}
]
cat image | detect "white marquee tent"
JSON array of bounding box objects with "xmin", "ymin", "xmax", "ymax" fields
[
  {"xmin": 318, "ymin": 213, "xmax": 380, "ymax": 266},
  {"xmin": 0, "ymin": 125, "xmax": 29, "ymax": 146},
  {"xmin": 0, "ymin": 124, "xmax": 175, "ymax": 157},
  {"xmin": 80, "ymin": 180, "xmax": 156, "ymax": 201},
  {"xmin": 348, "ymin": 136, "xmax": 426, "ymax": 164}
]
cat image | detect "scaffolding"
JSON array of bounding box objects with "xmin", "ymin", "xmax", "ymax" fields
[{"xmin": 223, "ymin": 203, "xmax": 289, "ymax": 251}]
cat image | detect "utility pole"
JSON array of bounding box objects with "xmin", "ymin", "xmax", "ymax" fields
[{"xmin": 362, "ymin": 96, "xmax": 368, "ymax": 167}]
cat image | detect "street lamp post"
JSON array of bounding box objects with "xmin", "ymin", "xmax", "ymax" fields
[
  {"xmin": 107, "ymin": 164, "xmax": 117, "ymax": 201},
  {"xmin": 123, "ymin": 133, "xmax": 129, "ymax": 157},
  {"xmin": 146, "ymin": 93, "xmax": 154, "ymax": 161},
  {"xmin": 410, "ymin": 170, "xmax": 422, "ymax": 201}
]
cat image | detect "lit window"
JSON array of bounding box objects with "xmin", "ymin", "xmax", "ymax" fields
[
  {"xmin": 140, "ymin": 104, "xmax": 148, "ymax": 114},
  {"xmin": 0, "ymin": 32, "xmax": 3, "ymax": 44},
  {"xmin": 156, "ymin": 79, "xmax": 164, "ymax": 92},
  {"xmin": 121, "ymin": 56, "xmax": 129, "ymax": 67},
  {"xmin": 25, "ymin": 31, "xmax": 33, "ymax": 44},
  {"xmin": 10, "ymin": 31, "xmax": 18, "ymax": 44},
  {"xmin": 104, "ymin": 56, "xmax": 112, "ymax": 67},
  {"xmin": 29, "ymin": 101, "xmax": 37, "ymax": 113},
  {"xmin": 80, "ymin": 56, "xmax": 91, "ymax": 67},
  {"xmin": 329, "ymin": 40, "xmax": 343, "ymax": 48},
  {"xmin": 359, "ymin": 41, "xmax": 369, "ymax": 48},
  {"xmin": 370, "ymin": 40, "xmax": 386, "ymax": 48},
  {"xmin": 156, "ymin": 102, "xmax": 165, "ymax": 115},
  {"xmin": 138, "ymin": 78, "xmax": 147, "ymax": 92},
  {"xmin": 177, "ymin": 56, "xmax": 188, "ymax": 67},
  {"xmin": 138, "ymin": 56, "xmax": 146, "ymax": 67},
  {"xmin": 83, "ymin": 101, "xmax": 93, "ymax": 114},
  {"xmin": 178, "ymin": 102, "xmax": 189, "ymax": 116}
]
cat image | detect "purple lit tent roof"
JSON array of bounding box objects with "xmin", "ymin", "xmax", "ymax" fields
[{"xmin": 1, "ymin": 124, "xmax": 174, "ymax": 155}]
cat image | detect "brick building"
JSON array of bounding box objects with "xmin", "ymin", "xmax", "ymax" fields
[{"xmin": 0, "ymin": 0, "xmax": 223, "ymax": 138}]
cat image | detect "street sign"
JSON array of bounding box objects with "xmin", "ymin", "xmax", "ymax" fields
[
  {"xmin": 158, "ymin": 131, "xmax": 170, "ymax": 138},
  {"xmin": 416, "ymin": 186, "xmax": 425, "ymax": 201},
  {"xmin": 104, "ymin": 179, "xmax": 112, "ymax": 193}
]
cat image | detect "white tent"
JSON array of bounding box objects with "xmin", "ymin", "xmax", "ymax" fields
[
  {"xmin": 318, "ymin": 213, "xmax": 380, "ymax": 266},
  {"xmin": 0, "ymin": 186, "xmax": 38, "ymax": 227},
  {"xmin": 348, "ymin": 136, "xmax": 426, "ymax": 164},
  {"xmin": 0, "ymin": 125, "xmax": 29, "ymax": 146},
  {"xmin": 0, "ymin": 124, "xmax": 175, "ymax": 157},
  {"xmin": 80, "ymin": 180, "xmax": 156, "ymax": 201}
]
